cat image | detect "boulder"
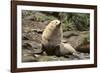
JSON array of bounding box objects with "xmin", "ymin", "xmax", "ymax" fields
[
  {"xmin": 63, "ymin": 31, "xmax": 89, "ymax": 53},
  {"xmin": 22, "ymin": 40, "xmax": 42, "ymax": 54}
]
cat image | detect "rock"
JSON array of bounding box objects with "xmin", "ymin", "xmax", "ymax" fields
[
  {"xmin": 24, "ymin": 15, "xmax": 36, "ymax": 21},
  {"xmin": 77, "ymin": 43, "xmax": 90, "ymax": 53},
  {"xmin": 31, "ymin": 29, "xmax": 43, "ymax": 33},
  {"xmin": 22, "ymin": 33, "xmax": 29, "ymax": 40},
  {"xmin": 77, "ymin": 52, "xmax": 90, "ymax": 59},
  {"xmin": 22, "ymin": 32, "xmax": 42, "ymax": 43},
  {"xmin": 22, "ymin": 40, "xmax": 42, "ymax": 54},
  {"xmin": 63, "ymin": 31, "xmax": 89, "ymax": 53},
  {"xmin": 22, "ymin": 14, "xmax": 49, "ymax": 33},
  {"xmin": 63, "ymin": 31, "xmax": 79, "ymax": 38},
  {"xmin": 22, "ymin": 49, "xmax": 38, "ymax": 62},
  {"xmin": 22, "ymin": 56, "xmax": 38, "ymax": 62},
  {"xmin": 37, "ymin": 56, "xmax": 68, "ymax": 61}
]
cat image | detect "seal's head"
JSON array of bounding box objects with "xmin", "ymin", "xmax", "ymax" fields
[{"xmin": 50, "ymin": 20, "xmax": 61, "ymax": 26}]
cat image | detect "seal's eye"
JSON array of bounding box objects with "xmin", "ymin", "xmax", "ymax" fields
[{"xmin": 55, "ymin": 21, "xmax": 59, "ymax": 24}]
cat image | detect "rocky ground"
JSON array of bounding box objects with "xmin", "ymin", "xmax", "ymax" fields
[{"xmin": 22, "ymin": 11, "xmax": 90, "ymax": 62}]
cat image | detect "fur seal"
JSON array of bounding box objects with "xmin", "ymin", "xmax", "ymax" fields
[
  {"xmin": 41, "ymin": 20, "xmax": 80, "ymax": 58},
  {"xmin": 55, "ymin": 43, "xmax": 80, "ymax": 58},
  {"xmin": 41, "ymin": 19, "xmax": 62, "ymax": 55}
]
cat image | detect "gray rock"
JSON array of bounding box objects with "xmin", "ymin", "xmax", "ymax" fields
[
  {"xmin": 22, "ymin": 32, "xmax": 42, "ymax": 43},
  {"xmin": 22, "ymin": 49, "xmax": 38, "ymax": 62},
  {"xmin": 63, "ymin": 31, "xmax": 89, "ymax": 53},
  {"xmin": 22, "ymin": 40, "xmax": 42, "ymax": 54}
]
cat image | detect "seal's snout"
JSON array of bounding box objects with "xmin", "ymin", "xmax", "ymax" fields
[
  {"xmin": 59, "ymin": 22, "xmax": 61, "ymax": 25},
  {"xmin": 57, "ymin": 22, "xmax": 61, "ymax": 27}
]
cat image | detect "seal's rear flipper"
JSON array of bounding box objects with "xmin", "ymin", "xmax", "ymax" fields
[{"xmin": 72, "ymin": 53, "xmax": 81, "ymax": 59}]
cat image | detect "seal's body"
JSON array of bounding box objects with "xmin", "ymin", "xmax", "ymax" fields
[
  {"xmin": 42, "ymin": 20, "xmax": 62, "ymax": 55},
  {"xmin": 55, "ymin": 43, "xmax": 79, "ymax": 57}
]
